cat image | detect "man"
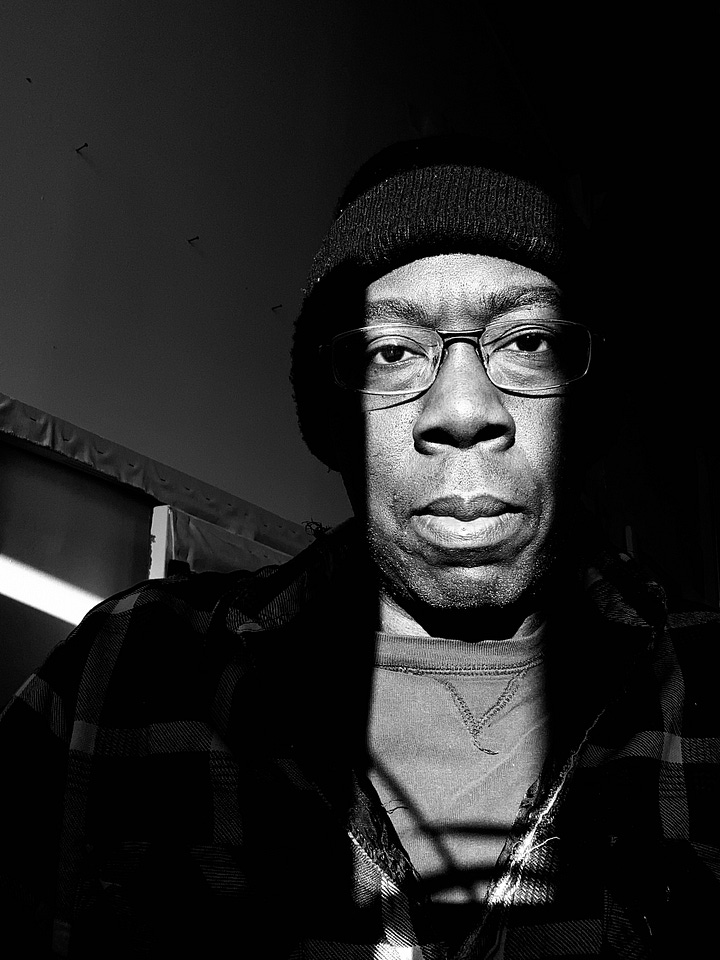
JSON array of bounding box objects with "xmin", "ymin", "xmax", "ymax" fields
[{"xmin": 1, "ymin": 137, "xmax": 718, "ymax": 959}]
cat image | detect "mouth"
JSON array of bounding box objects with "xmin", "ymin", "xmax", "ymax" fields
[
  {"xmin": 421, "ymin": 494, "xmax": 522, "ymax": 521},
  {"xmin": 411, "ymin": 494, "xmax": 525, "ymax": 550}
]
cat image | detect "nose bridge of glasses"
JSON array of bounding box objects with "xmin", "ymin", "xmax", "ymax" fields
[{"xmin": 437, "ymin": 329, "xmax": 487, "ymax": 365}]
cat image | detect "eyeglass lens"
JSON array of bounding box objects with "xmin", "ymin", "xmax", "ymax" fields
[{"xmin": 332, "ymin": 321, "xmax": 591, "ymax": 395}]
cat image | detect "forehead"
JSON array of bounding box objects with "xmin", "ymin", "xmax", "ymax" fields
[{"xmin": 364, "ymin": 253, "xmax": 561, "ymax": 324}]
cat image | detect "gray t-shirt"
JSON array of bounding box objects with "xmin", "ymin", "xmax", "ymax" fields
[{"xmin": 367, "ymin": 623, "xmax": 548, "ymax": 912}]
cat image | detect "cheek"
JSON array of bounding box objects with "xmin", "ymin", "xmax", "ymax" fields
[
  {"xmin": 337, "ymin": 405, "xmax": 416, "ymax": 514},
  {"xmin": 510, "ymin": 399, "xmax": 571, "ymax": 515},
  {"xmin": 517, "ymin": 399, "xmax": 568, "ymax": 470},
  {"xmin": 364, "ymin": 404, "xmax": 417, "ymax": 476}
]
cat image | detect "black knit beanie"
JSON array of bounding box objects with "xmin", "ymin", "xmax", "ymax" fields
[{"xmin": 291, "ymin": 135, "xmax": 588, "ymax": 470}]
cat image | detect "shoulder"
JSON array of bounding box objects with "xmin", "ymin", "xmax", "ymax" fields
[
  {"xmin": 655, "ymin": 597, "xmax": 720, "ymax": 734},
  {"xmin": 2, "ymin": 522, "xmax": 357, "ymax": 736},
  {"xmin": 664, "ymin": 597, "xmax": 720, "ymax": 663},
  {"xmin": 665, "ymin": 597, "xmax": 720, "ymax": 631},
  {"xmin": 49, "ymin": 567, "xmax": 258, "ymax": 657},
  {"xmin": 1, "ymin": 567, "xmax": 272, "ymax": 734}
]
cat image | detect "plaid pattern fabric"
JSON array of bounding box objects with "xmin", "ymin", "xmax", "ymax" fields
[{"xmin": 1, "ymin": 519, "xmax": 718, "ymax": 958}]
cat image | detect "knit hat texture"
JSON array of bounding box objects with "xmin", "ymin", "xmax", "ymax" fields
[{"xmin": 305, "ymin": 137, "xmax": 579, "ymax": 295}]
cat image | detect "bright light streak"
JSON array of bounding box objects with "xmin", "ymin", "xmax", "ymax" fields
[{"xmin": 0, "ymin": 555, "xmax": 103, "ymax": 626}]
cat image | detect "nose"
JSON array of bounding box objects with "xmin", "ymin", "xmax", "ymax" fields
[{"xmin": 412, "ymin": 341, "xmax": 515, "ymax": 451}]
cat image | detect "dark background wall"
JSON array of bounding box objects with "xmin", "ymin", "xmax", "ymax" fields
[{"xmin": 2, "ymin": 2, "xmax": 717, "ymax": 598}]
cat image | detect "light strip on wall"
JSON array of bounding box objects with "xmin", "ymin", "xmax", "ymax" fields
[{"xmin": 0, "ymin": 554, "xmax": 103, "ymax": 626}]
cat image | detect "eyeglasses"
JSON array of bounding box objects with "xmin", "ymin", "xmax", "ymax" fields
[{"xmin": 327, "ymin": 319, "xmax": 594, "ymax": 397}]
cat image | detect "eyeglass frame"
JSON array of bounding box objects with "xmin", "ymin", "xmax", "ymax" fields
[{"xmin": 322, "ymin": 319, "xmax": 597, "ymax": 398}]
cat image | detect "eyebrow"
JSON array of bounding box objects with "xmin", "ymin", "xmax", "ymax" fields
[{"xmin": 364, "ymin": 284, "xmax": 563, "ymax": 326}]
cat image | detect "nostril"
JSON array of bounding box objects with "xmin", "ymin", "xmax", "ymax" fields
[{"xmin": 417, "ymin": 420, "xmax": 512, "ymax": 450}]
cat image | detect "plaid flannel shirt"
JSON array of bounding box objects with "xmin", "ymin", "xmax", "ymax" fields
[{"xmin": 1, "ymin": 519, "xmax": 718, "ymax": 959}]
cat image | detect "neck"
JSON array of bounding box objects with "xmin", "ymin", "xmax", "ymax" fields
[{"xmin": 377, "ymin": 585, "xmax": 546, "ymax": 642}]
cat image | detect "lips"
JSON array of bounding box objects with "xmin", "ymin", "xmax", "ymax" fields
[
  {"xmin": 419, "ymin": 493, "xmax": 522, "ymax": 521},
  {"xmin": 410, "ymin": 493, "xmax": 525, "ymax": 552}
]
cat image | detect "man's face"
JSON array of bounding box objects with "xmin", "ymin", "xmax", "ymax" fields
[{"xmin": 337, "ymin": 253, "xmax": 572, "ymax": 632}]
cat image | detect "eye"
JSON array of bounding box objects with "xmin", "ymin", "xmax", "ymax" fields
[
  {"xmin": 483, "ymin": 323, "xmax": 560, "ymax": 356},
  {"xmin": 365, "ymin": 338, "xmax": 424, "ymax": 365},
  {"xmin": 505, "ymin": 331, "xmax": 552, "ymax": 352}
]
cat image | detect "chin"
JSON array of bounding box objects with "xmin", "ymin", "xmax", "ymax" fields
[
  {"xmin": 419, "ymin": 557, "xmax": 553, "ymax": 610},
  {"xmin": 371, "ymin": 526, "xmax": 563, "ymax": 616}
]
